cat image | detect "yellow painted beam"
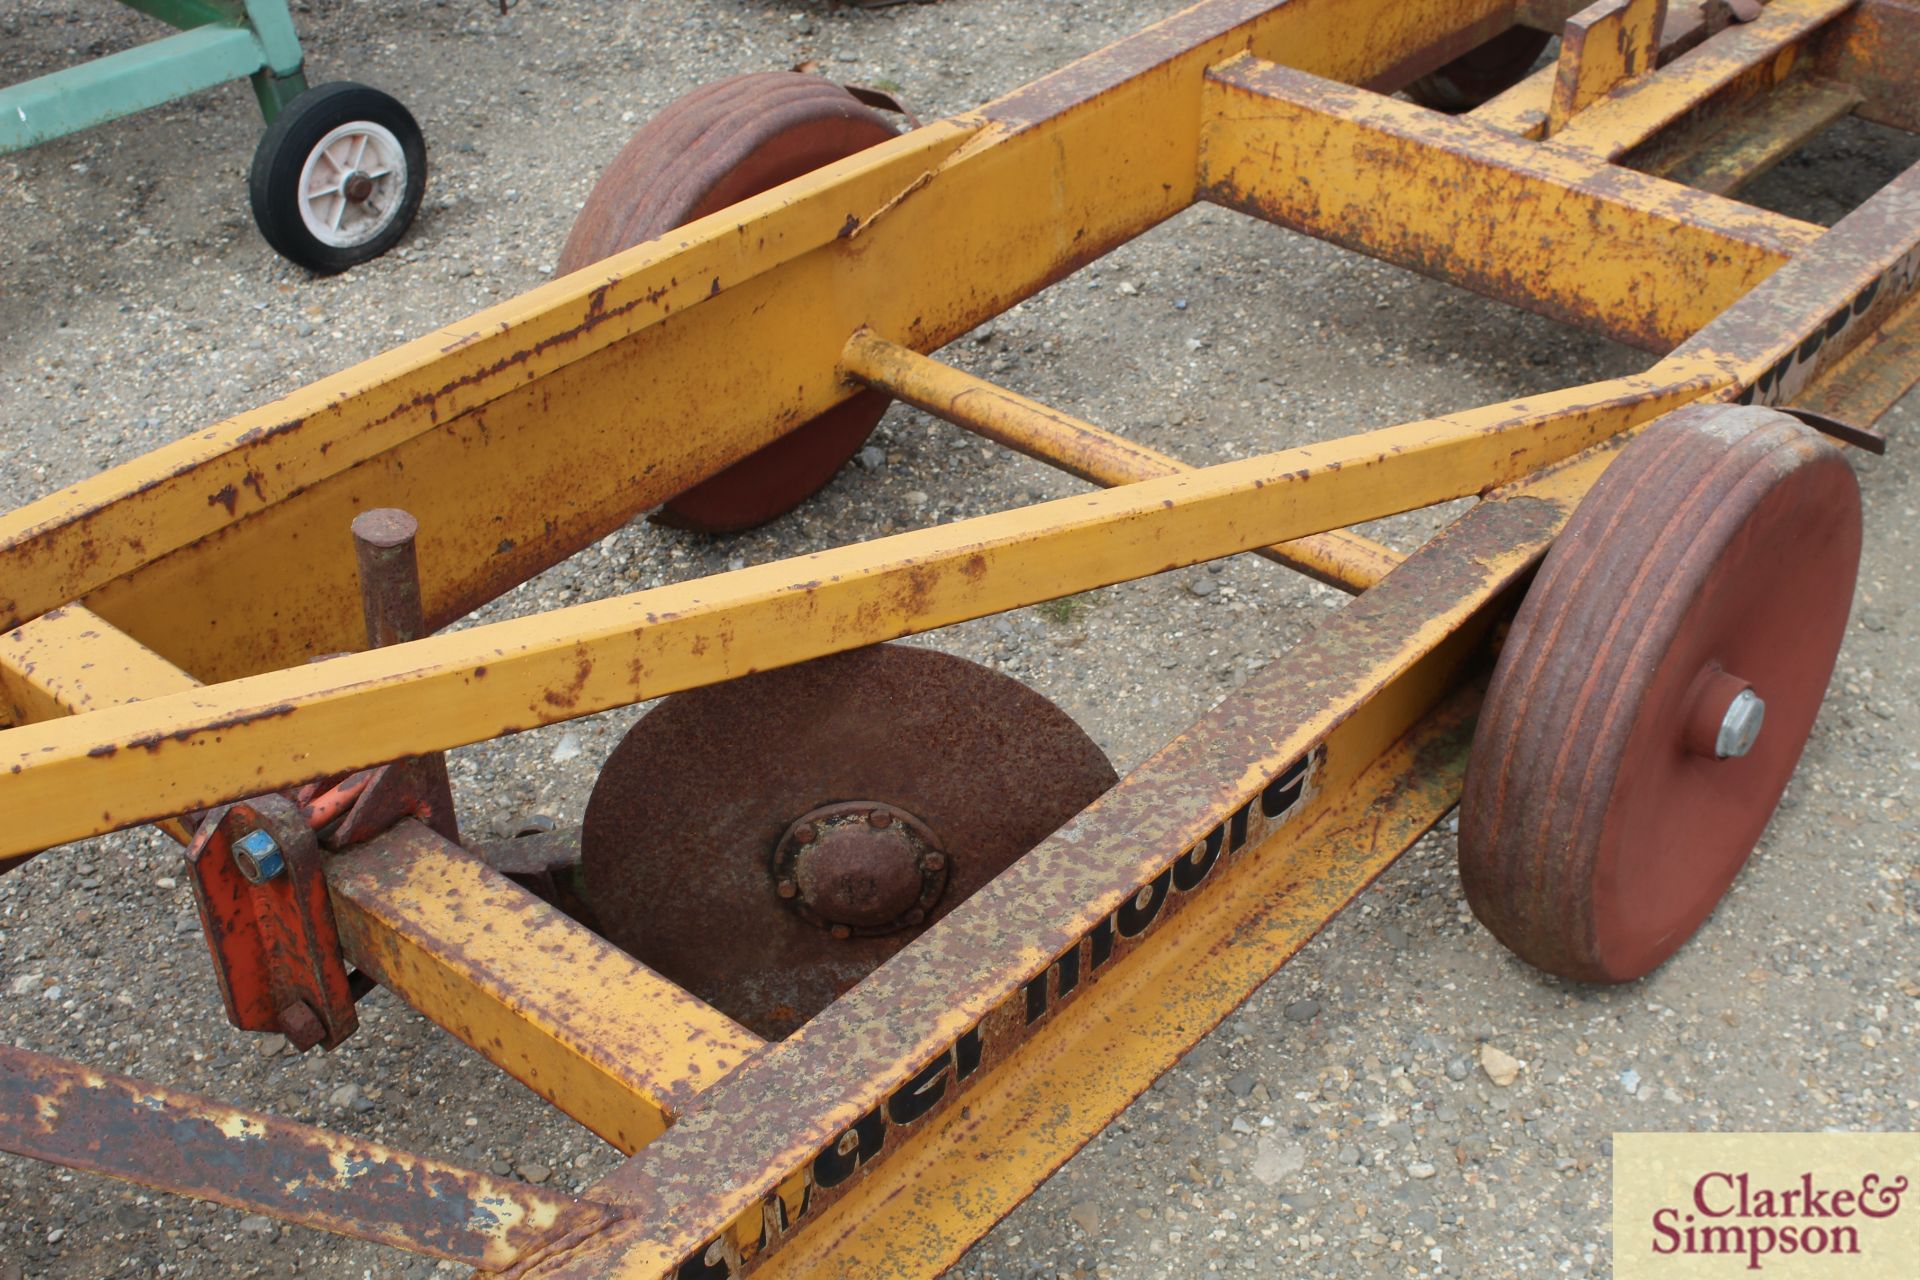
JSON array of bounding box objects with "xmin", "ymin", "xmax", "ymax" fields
[
  {"xmin": 4, "ymin": 0, "xmax": 1517, "ymax": 680},
  {"xmin": 1546, "ymin": 0, "xmax": 1668, "ymax": 134},
  {"xmin": 328, "ymin": 823, "xmax": 764, "ymax": 1156},
  {"xmin": 0, "ymin": 369, "xmax": 1723, "ymax": 862},
  {"xmin": 839, "ymin": 330, "xmax": 1401, "ymax": 593},
  {"xmin": 0, "ymin": 605, "xmax": 201, "ymax": 855},
  {"xmin": 1199, "ymin": 55, "xmax": 1824, "ymax": 352},
  {"xmin": 0, "ymin": 604, "xmax": 198, "ymax": 723},
  {"xmin": 0, "ymin": 121, "xmax": 977, "ymax": 637}
]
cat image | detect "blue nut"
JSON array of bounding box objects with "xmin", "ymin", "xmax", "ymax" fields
[{"xmin": 232, "ymin": 829, "xmax": 287, "ymax": 883}]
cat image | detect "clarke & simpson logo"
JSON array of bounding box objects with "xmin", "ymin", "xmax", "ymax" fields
[
  {"xmin": 1614, "ymin": 1134, "xmax": 1919, "ymax": 1277},
  {"xmin": 1650, "ymin": 1170, "xmax": 1909, "ymax": 1269}
]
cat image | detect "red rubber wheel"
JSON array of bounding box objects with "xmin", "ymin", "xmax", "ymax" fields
[
  {"xmin": 1459, "ymin": 406, "xmax": 1861, "ymax": 983},
  {"xmin": 557, "ymin": 72, "xmax": 898, "ymax": 532},
  {"xmin": 1405, "ymin": 27, "xmax": 1553, "ymax": 113}
]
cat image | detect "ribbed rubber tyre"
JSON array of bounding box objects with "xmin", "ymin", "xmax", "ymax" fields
[
  {"xmin": 1405, "ymin": 27, "xmax": 1553, "ymax": 113},
  {"xmin": 1459, "ymin": 405, "xmax": 1862, "ymax": 983},
  {"xmin": 557, "ymin": 72, "xmax": 899, "ymax": 533},
  {"xmin": 249, "ymin": 82, "xmax": 426, "ymax": 274}
]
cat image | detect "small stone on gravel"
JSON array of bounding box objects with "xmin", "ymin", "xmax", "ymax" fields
[
  {"xmin": 1479, "ymin": 1044, "xmax": 1525, "ymax": 1087},
  {"xmin": 1407, "ymin": 1161, "xmax": 1438, "ymax": 1180},
  {"xmin": 1251, "ymin": 1136, "xmax": 1305, "ymax": 1186},
  {"xmin": 1284, "ymin": 998, "xmax": 1320, "ymax": 1023}
]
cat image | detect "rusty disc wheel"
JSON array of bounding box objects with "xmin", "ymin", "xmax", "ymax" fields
[
  {"xmin": 1404, "ymin": 26, "xmax": 1553, "ymax": 113},
  {"xmin": 557, "ymin": 72, "xmax": 899, "ymax": 532},
  {"xmin": 1459, "ymin": 406, "xmax": 1861, "ymax": 983},
  {"xmin": 579, "ymin": 644, "xmax": 1116, "ymax": 1038}
]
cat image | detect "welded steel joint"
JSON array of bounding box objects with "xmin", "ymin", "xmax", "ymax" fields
[{"xmin": 771, "ymin": 802, "xmax": 950, "ymax": 938}]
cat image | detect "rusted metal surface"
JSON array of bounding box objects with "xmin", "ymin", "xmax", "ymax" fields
[
  {"xmin": 344, "ymin": 504, "xmax": 463, "ymax": 848},
  {"xmin": 352, "ymin": 506, "xmax": 429, "ymax": 647},
  {"xmin": 1658, "ymin": 75, "xmax": 1863, "ymax": 195},
  {"xmin": 1792, "ymin": 288, "xmax": 1920, "ymax": 429},
  {"xmin": 1780, "ymin": 406, "xmax": 1890, "ymax": 454},
  {"xmin": 1546, "ymin": 0, "xmax": 1668, "ymax": 133},
  {"xmin": 772, "ymin": 800, "xmax": 950, "ymax": 936},
  {"xmin": 517, "ymin": 459, "xmax": 1603, "ymax": 1279},
  {"xmin": 558, "ymin": 72, "xmax": 899, "ymax": 533},
  {"xmin": 749, "ymin": 691, "xmax": 1483, "ymax": 1280},
  {"xmin": 1566, "ymin": 0, "xmax": 1859, "ymax": 167},
  {"xmin": 839, "ymin": 329, "xmax": 1402, "ymax": 593},
  {"xmin": 579, "ymin": 644, "xmax": 1116, "ymax": 1040},
  {"xmin": 0, "ymin": 1043, "xmax": 611, "ymax": 1271},
  {"xmin": 184, "ymin": 793, "xmax": 360, "ymax": 1051},
  {"xmin": 1469, "ymin": 0, "xmax": 1738, "ymax": 138},
  {"xmin": 470, "ymin": 822, "xmax": 584, "ymax": 877},
  {"xmin": 1676, "ymin": 158, "xmax": 1920, "ymax": 414},
  {"xmin": 1460, "ymin": 406, "xmax": 1861, "ymax": 981},
  {"xmin": 328, "ymin": 821, "xmax": 766, "ymax": 1155},
  {"xmin": 1197, "ymin": 56, "xmax": 1821, "ymax": 351},
  {"xmin": 1816, "ymin": 0, "xmax": 1920, "ymax": 132},
  {"xmin": 979, "ymin": 0, "xmax": 1511, "ymax": 129}
]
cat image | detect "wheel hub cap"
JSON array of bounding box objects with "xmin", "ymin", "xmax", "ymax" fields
[{"xmin": 773, "ymin": 802, "xmax": 949, "ymax": 936}]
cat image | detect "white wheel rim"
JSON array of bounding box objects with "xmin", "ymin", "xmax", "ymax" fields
[{"xmin": 296, "ymin": 120, "xmax": 409, "ymax": 249}]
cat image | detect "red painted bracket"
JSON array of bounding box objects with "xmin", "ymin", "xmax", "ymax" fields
[{"xmin": 184, "ymin": 794, "xmax": 357, "ymax": 1051}]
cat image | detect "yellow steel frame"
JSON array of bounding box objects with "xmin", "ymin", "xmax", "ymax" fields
[{"xmin": 1, "ymin": 0, "xmax": 1916, "ymax": 1276}]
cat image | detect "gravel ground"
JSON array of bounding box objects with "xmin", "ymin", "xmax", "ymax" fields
[{"xmin": 2, "ymin": 3, "xmax": 1917, "ymax": 1278}]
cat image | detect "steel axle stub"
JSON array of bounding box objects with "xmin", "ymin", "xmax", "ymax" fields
[{"xmin": 579, "ymin": 643, "xmax": 1116, "ymax": 1038}]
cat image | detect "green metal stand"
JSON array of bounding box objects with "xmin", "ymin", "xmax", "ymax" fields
[{"xmin": 0, "ymin": 0, "xmax": 309, "ymax": 153}]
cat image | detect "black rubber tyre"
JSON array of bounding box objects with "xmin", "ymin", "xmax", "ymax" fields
[
  {"xmin": 249, "ymin": 82, "xmax": 427, "ymax": 274},
  {"xmin": 1405, "ymin": 27, "xmax": 1554, "ymax": 113}
]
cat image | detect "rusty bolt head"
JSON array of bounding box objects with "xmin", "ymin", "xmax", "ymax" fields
[
  {"xmin": 830, "ymin": 924, "xmax": 852, "ymax": 940},
  {"xmin": 923, "ymin": 852, "xmax": 947, "ymax": 872},
  {"xmin": 794, "ymin": 824, "xmax": 817, "ymax": 845},
  {"xmin": 232, "ymin": 829, "xmax": 286, "ymax": 884},
  {"xmin": 867, "ymin": 809, "xmax": 894, "ymax": 829},
  {"xmin": 776, "ymin": 879, "xmax": 799, "ymax": 899}
]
